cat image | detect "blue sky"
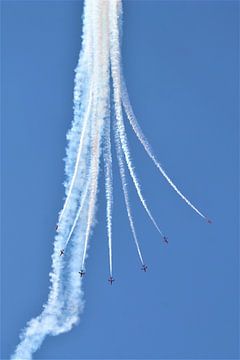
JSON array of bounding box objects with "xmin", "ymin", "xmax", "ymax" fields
[{"xmin": 1, "ymin": 1, "xmax": 239, "ymax": 359}]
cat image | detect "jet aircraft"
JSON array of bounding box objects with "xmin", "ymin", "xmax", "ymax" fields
[
  {"xmin": 78, "ymin": 270, "xmax": 85, "ymax": 277},
  {"xmin": 163, "ymin": 236, "xmax": 169, "ymax": 244},
  {"xmin": 108, "ymin": 276, "xmax": 115, "ymax": 285},
  {"xmin": 141, "ymin": 264, "xmax": 148, "ymax": 272},
  {"xmin": 60, "ymin": 249, "xmax": 64, "ymax": 256}
]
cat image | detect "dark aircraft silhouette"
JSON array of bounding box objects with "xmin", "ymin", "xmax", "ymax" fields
[
  {"xmin": 56, "ymin": 224, "xmax": 59, "ymax": 230},
  {"xmin": 60, "ymin": 249, "xmax": 64, "ymax": 256},
  {"xmin": 78, "ymin": 270, "xmax": 85, "ymax": 277},
  {"xmin": 141, "ymin": 264, "xmax": 148, "ymax": 272},
  {"xmin": 163, "ymin": 236, "xmax": 169, "ymax": 244},
  {"xmin": 108, "ymin": 276, "xmax": 115, "ymax": 285},
  {"xmin": 207, "ymin": 219, "xmax": 212, "ymax": 224}
]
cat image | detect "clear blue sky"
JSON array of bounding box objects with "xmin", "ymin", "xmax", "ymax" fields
[{"xmin": 1, "ymin": 1, "xmax": 239, "ymax": 359}]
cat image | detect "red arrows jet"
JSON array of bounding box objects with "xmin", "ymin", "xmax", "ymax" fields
[
  {"xmin": 163, "ymin": 236, "xmax": 169, "ymax": 244},
  {"xmin": 78, "ymin": 270, "xmax": 85, "ymax": 277},
  {"xmin": 108, "ymin": 277, "xmax": 115, "ymax": 285},
  {"xmin": 141, "ymin": 264, "xmax": 148, "ymax": 272}
]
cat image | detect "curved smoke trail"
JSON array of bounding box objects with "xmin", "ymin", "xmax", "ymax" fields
[
  {"xmin": 114, "ymin": 122, "xmax": 144, "ymax": 265},
  {"xmin": 109, "ymin": 1, "xmax": 166, "ymax": 239},
  {"xmin": 121, "ymin": 78, "xmax": 207, "ymax": 219}
]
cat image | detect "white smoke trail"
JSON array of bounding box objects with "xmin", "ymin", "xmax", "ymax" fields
[
  {"xmin": 64, "ymin": 180, "xmax": 90, "ymax": 248},
  {"xmin": 81, "ymin": 123, "xmax": 101, "ymax": 270},
  {"xmin": 114, "ymin": 123, "xmax": 144, "ymax": 265},
  {"xmin": 109, "ymin": 1, "xmax": 165, "ymax": 239},
  {"xmin": 58, "ymin": 83, "xmax": 93, "ymax": 225},
  {"xmin": 63, "ymin": 0, "xmax": 94, "ymax": 186},
  {"xmin": 121, "ymin": 78, "xmax": 207, "ymax": 220},
  {"xmin": 104, "ymin": 116, "xmax": 113, "ymax": 276},
  {"xmin": 81, "ymin": 0, "xmax": 110, "ymax": 269}
]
